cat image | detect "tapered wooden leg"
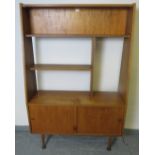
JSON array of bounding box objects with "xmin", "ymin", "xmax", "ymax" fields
[
  {"xmin": 41, "ymin": 134, "xmax": 46, "ymax": 149},
  {"xmin": 107, "ymin": 137, "xmax": 112, "ymax": 151}
]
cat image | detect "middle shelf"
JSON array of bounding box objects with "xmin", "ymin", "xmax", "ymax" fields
[{"xmin": 30, "ymin": 64, "xmax": 92, "ymax": 71}]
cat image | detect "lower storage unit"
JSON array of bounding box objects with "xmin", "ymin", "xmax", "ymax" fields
[{"xmin": 28, "ymin": 91, "xmax": 124, "ymax": 136}]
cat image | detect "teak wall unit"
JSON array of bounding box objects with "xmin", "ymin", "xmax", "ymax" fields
[{"xmin": 20, "ymin": 3, "xmax": 135, "ymax": 150}]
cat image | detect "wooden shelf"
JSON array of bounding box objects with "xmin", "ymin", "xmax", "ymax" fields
[
  {"xmin": 22, "ymin": 4, "xmax": 135, "ymax": 8},
  {"xmin": 30, "ymin": 64, "xmax": 91, "ymax": 71},
  {"xmin": 25, "ymin": 34, "xmax": 130, "ymax": 38},
  {"xmin": 29, "ymin": 91, "xmax": 124, "ymax": 107}
]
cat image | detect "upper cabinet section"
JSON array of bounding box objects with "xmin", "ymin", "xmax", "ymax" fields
[{"xmin": 21, "ymin": 4, "xmax": 135, "ymax": 36}]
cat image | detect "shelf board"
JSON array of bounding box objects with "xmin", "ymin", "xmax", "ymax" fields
[
  {"xmin": 29, "ymin": 91, "xmax": 124, "ymax": 107},
  {"xmin": 25, "ymin": 34, "xmax": 130, "ymax": 38},
  {"xmin": 22, "ymin": 4, "xmax": 135, "ymax": 8},
  {"xmin": 30, "ymin": 64, "xmax": 91, "ymax": 71}
]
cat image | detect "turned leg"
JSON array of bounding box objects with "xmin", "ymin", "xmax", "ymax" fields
[
  {"xmin": 107, "ymin": 137, "xmax": 112, "ymax": 151},
  {"xmin": 41, "ymin": 134, "xmax": 46, "ymax": 149}
]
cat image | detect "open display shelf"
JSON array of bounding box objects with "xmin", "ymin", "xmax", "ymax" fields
[
  {"xmin": 25, "ymin": 34, "xmax": 131, "ymax": 38},
  {"xmin": 20, "ymin": 3, "xmax": 135, "ymax": 150},
  {"xmin": 30, "ymin": 64, "xmax": 92, "ymax": 71}
]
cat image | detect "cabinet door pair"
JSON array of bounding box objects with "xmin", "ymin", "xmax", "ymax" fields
[{"xmin": 29, "ymin": 105, "xmax": 123, "ymax": 135}]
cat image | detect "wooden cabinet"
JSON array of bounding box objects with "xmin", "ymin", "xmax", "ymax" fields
[
  {"xmin": 29, "ymin": 105, "xmax": 123, "ymax": 135},
  {"xmin": 28, "ymin": 92, "xmax": 124, "ymax": 135},
  {"xmin": 20, "ymin": 3, "xmax": 135, "ymax": 150}
]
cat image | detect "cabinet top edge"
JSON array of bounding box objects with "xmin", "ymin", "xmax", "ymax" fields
[{"xmin": 20, "ymin": 3, "xmax": 136, "ymax": 8}]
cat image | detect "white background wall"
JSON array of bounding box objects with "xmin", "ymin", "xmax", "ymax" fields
[{"xmin": 15, "ymin": 0, "xmax": 139, "ymax": 129}]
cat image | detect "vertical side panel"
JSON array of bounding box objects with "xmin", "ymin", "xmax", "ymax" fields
[
  {"xmin": 20, "ymin": 4, "xmax": 37, "ymax": 102},
  {"xmin": 119, "ymin": 6, "xmax": 136, "ymax": 102},
  {"xmin": 119, "ymin": 38, "xmax": 131, "ymax": 102},
  {"xmin": 118, "ymin": 5, "xmax": 136, "ymax": 130},
  {"xmin": 19, "ymin": 4, "xmax": 37, "ymax": 131}
]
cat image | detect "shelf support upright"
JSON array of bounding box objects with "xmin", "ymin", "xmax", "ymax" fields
[{"xmin": 90, "ymin": 37, "xmax": 96, "ymax": 96}]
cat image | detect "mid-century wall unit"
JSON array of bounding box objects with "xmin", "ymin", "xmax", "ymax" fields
[{"xmin": 20, "ymin": 3, "xmax": 135, "ymax": 150}]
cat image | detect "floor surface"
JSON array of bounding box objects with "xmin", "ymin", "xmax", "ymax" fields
[{"xmin": 15, "ymin": 131, "xmax": 139, "ymax": 155}]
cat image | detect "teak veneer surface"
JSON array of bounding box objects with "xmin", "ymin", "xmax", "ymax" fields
[
  {"xmin": 24, "ymin": 7, "xmax": 130, "ymax": 36},
  {"xmin": 29, "ymin": 105, "xmax": 76, "ymax": 134},
  {"xmin": 78, "ymin": 106, "xmax": 123, "ymax": 135},
  {"xmin": 28, "ymin": 91, "xmax": 124, "ymax": 107}
]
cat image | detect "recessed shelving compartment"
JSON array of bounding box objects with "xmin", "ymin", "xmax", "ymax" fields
[{"xmin": 36, "ymin": 70, "xmax": 90, "ymax": 91}]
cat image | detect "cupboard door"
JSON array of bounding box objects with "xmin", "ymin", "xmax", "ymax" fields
[
  {"xmin": 77, "ymin": 106, "xmax": 123, "ymax": 135},
  {"xmin": 29, "ymin": 105, "xmax": 76, "ymax": 134}
]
